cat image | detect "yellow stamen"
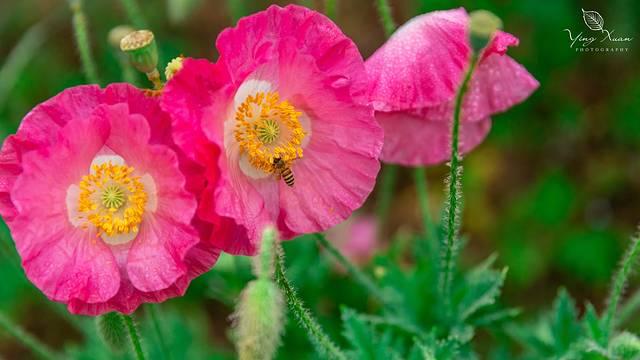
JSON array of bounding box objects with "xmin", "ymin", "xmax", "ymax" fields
[
  {"xmin": 234, "ymin": 91, "xmax": 305, "ymax": 173},
  {"xmin": 77, "ymin": 162, "xmax": 147, "ymax": 237}
]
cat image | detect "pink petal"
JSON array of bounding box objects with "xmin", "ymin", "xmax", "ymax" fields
[
  {"xmin": 378, "ymin": 112, "xmax": 492, "ymax": 166},
  {"xmin": 365, "ymin": 8, "xmax": 470, "ymax": 112},
  {"xmin": 126, "ymin": 217, "xmax": 197, "ymax": 292},
  {"xmin": 10, "ymin": 116, "xmax": 119, "ymax": 303}
]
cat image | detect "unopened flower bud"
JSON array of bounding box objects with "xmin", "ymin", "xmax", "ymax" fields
[
  {"xmin": 233, "ymin": 279, "xmax": 285, "ymax": 360},
  {"xmin": 164, "ymin": 56, "xmax": 184, "ymax": 81},
  {"xmin": 96, "ymin": 312, "xmax": 127, "ymax": 352},
  {"xmin": 120, "ymin": 30, "xmax": 159, "ymax": 74},
  {"xmin": 108, "ymin": 25, "xmax": 135, "ymax": 49},
  {"xmin": 469, "ymin": 10, "xmax": 503, "ymax": 53}
]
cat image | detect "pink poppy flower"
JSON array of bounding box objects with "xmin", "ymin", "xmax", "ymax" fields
[
  {"xmin": 0, "ymin": 84, "xmax": 220, "ymax": 315},
  {"xmin": 161, "ymin": 5, "xmax": 383, "ymax": 255},
  {"xmin": 366, "ymin": 8, "xmax": 539, "ymax": 166}
]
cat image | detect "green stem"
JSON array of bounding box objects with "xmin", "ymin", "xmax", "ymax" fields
[
  {"xmin": 148, "ymin": 305, "xmax": 170, "ymax": 360},
  {"xmin": 439, "ymin": 53, "xmax": 478, "ymax": 310},
  {"xmin": 0, "ymin": 312, "xmax": 58, "ymax": 360},
  {"xmin": 616, "ymin": 287, "xmax": 640, "ymax": 327},
  {"xmin": 122, "ymin": 314, "xmax": 146, "ymax": 360},
  {"xmin": 117, "ymin": 53, "xmax": 138, "ymax": 85},
  {"xmin": 68, "ymin": 0, "xmax": 100, "ymax": 85},
  {"xmin": 603, "ymin": 234, "xmax": 640, "ymax": 341},
  {"xmin": 324, "ymin": 0, "xmax": 337, "ymax": 20},
  {"xmin": 274, "ymin": 243, "xmax": 347, "ymax": 360},
  {"xmin": 118, "ymin": 0, "xmax": 147, "ymax": 29},
  {"xmin": 376, "ymin": 164, "xmax": 398, "ymax": 234},
  {"xmin": 314, "ymin": 233, "xmax": 395, "ymax": 307},
  {"xmin": 375, "ymin": 0, "xmax": 397, "ymax": 37},
  {"xmin": 414, "ymin": 167, "xmax": 438, "ymax": 256}
]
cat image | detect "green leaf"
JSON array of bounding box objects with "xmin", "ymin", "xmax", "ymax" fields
[
  {"xmin": 551, "ymin": 289, "xmax": 582, "ymax": 353},
  {"xmin": 582, "ymin": 303, "xmax": 605, "ymax": 346}
]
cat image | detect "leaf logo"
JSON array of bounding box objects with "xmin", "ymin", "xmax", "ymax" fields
[{"xmin": 581, "ymin": 8, "xmax": 604, "ymax": 31}]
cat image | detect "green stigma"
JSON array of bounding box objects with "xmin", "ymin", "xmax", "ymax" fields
[
  {"xmin": 256, "ymin": 119, "xmax": 280, "ymax": 145},
  {"xmin": 101, "ymin": 185, "xmax": 126, "ymax": 210}
]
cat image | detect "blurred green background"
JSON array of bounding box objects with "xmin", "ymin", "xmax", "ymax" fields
[{"xmin": 0, "ymin": 0, "xmax": 639, "ymax": 358}]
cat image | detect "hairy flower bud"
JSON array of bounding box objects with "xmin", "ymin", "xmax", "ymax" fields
[
  {"xmin": 469, "ymin": 10, "xmax": 503, "ymax": 53},
  {"xmin": 233, "ymin": 279, "xmax": 285, "ymax": 360},
  {"xmin": 96, "ymin": 312, "xmax": 127, "ymax": 352}
]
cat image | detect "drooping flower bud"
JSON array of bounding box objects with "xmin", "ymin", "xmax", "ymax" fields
[
  {"xmin": 96, "ymin": 312, "xmax": 127, "ymax": 352},
  {"xmin": 232, "ymin": 226, "xmax": 285, "ymax": 360},
  {"xmin": 469, "ymin": 10, "xmax": 503, "ymax": 53}
]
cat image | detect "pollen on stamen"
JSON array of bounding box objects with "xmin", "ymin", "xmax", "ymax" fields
[{"xmin": 233, "ymin": 91, "xmax": 305, "ymax": 174}]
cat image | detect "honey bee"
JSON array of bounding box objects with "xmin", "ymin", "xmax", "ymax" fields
[{"xmin": 273, "ymin": 157, "xmax": 295, "ymax": 187}]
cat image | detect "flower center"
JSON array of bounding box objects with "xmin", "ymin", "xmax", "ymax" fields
[
  {"xmin": 234, "ymin": 91, "xmax": 305, "ymax": 173},
  {"xmin": 77, "ymin": 162, "xmax": 147, "ymax": 237}
]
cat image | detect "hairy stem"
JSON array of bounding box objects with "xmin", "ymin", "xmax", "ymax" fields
[
  {"xmin": 274, "ymin": 243, "xmax": 347, "ymax": 360},
  {"xmin": 616, "ymin": 287, "xmax": 640, "ymax": 327},
  {"xmin": 375, "ymin": 0, "xmax": 397, "ymax": 37},
  {"xmin": 314, "ymin": 233, "xmax": 395, "ymax": 307},
  {"xmin": 122, "ymin": 314, "xmax": 146, "ymax": 360},
  {"xmin": 148, "ymin": 305, "xmax": 170, "ymax": 360},
  {"xmin": 0, "ymin": 312, "xmax": 58, "ymax": 360},
  {"xmin": 68, "ymin": 0, "xmax": 100, "ymax": 84},
  {"xmin": 414, "ymin": 167, "xmax": 438, "ymax": 256},
  {"xmin": 439, "ymin": 53, "xmax": 478, "ymax": 310},
  {"xmin": 603, "ymin": 234, "xmax": 640, "ymax": 340},
  {"xmin": 118, "ymin": 0, "xmax": 147, "ymax": 29}
]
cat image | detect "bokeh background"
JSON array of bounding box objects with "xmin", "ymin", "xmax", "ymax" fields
[{"xmin": 0, "ymin": 0, "xmax": 639, "ymax": 358}]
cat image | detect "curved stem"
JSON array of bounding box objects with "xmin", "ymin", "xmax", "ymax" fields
[
  {"xmin": 0, "ymin": 312, "xmax": 58, "ymax": 360},
  {"xmin": 122, "ymin": 314, "xmax": 145, "ymax": 360},
  {"xmin": 274, "ymin": 243, "xmax": 347, "ymax": 360},
  {"xmin": 616, "ymin": 287, "xmax": 640, "ymax": 327},
  {"xmin": 603, "ymin": 234, "xmax": 640, "ymax": 341},
  {"xmin": 68, "ymin": 0, "xmax": 100, "ymax": 84},
  {"xmin": 375, "ymin": 0, "xmax": 397, "ymax": 37},
  {"xmin": 439, "ymin": 53, "xmax": 478, "ymax": 311},
  {"xmin": 148, "ymin": 305, "xmax": 170, "ymax": 360},
  {"xmin": 314, "ymin": 233, "xmax": 396, "ymax": 307}
]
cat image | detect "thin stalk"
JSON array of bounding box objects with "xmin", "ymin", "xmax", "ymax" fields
[
  {"xmin": 414, "ymin": 167, "xmax": 438, "ymax": 255},
  {"xmin": 375, "ymin": 0, "xmax": 397, "ymax": 37},
  {"xmin": 324, "ymin": 0, "xmax": 337, "ymax": 20},
  {"xmin": 0, "ymin": 312, "xmax": 58, "ymax": 360},
  {"xmin": 122, "ymin": 314, "xmax": 146, "ymax": 360},
  {"xmin": 118, "ymin": 0, "xmax": 147, "ymax": 29},
  {"xmin": 439, "ymin": 53, "xmax": 478, "ymax": 310},
  {"xmin": 147, "ymin": 305, "xmax": 170, "ymax": 360},
  {"xmin": 603, "ymin": 234, "xmax": 640, "ymax": 341},
  {"xmin": 274, "ymin": 243, "xmax": 347, "ymax": 360},
  {"xmin": 0, "ymin": 12, "xmax": 58, "ymax": 111},
  {"xmin": 68, "ymin": 0, "xmax": 100, "ymax": 84},
  {"xmin": 314, "ymin": 233, "xmax": 395, "ymax": 307},
  {"xmin": 616, "ymin": 287, "xmax": 640, "ymax": 326},
  {"xmin": 376, "ymin": 164, "xmax": 398, "ymax": 233}
]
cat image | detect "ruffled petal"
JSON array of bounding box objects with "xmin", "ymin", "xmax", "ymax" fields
[
  {"xmin": 365, "ymin": 8, "xmax": 470, "ymax": 112},
  {"xmin": 10, "ymin": 115, "xmax": 119, "ymax": 303},
  {"xmin": 378, "ymin": 112, "xmax": 492, "ymax": 166}
]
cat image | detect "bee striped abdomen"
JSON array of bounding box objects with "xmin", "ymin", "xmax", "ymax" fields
[{"xmin": 281, "ymin": 167, "xmax": 295, "ymax": 187}]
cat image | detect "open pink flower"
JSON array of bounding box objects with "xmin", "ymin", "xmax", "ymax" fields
[
  {"xmin": 0, "ymin": 84, "xmax": 220, "ymax": 315},
  {"xmin": 366, "ymin": 8, "xmax": 539, "ymax": 166},
  {"xmin": 161, "ymin": 5, "xmax": 383, "ymax": 255}
]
